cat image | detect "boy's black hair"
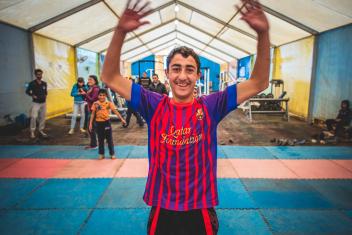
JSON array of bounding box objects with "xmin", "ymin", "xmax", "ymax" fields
[
  {"xmin": 89, "ymin": 75, "xmax": 99, "ymax": 85},
  {"xmin": 166, "ymin": 46, "xmax": 201, "ymax": 73},
  {"xmin": 77, "ymin": 77, "xmax": 84, "ymax": 83},
  {"xmin": 98, "ymin": 88, "xmax": 108, "ymax": 95},
  {"xmin": 341, "ymin": 100, "xmax": 350, "ymax": 109},
  {"xmin": 34, "ymin": 69, "xmax": 43, "ymax": 74},
  {"xmin": 152, "ymin": 73, "xmax": 159, "ymax": 78}
]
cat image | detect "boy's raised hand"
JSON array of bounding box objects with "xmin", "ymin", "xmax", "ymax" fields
[
  {"xmin": 237, "ymin": 0, "xmax": 269, "ymax": 34},
  {"xmin": 117, "ymin": 0, "xmax": 152, "ymax": 33}
]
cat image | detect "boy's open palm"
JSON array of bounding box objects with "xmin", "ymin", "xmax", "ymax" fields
[
  {"xmin": 237, "ymin": 0, "xmax": 269, "ymax": 34},
  {"xmin": 117, "ymin": 0, "xmax": 151, "ymax": 33}
]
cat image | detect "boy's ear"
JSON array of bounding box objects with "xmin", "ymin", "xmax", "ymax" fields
[{"xmin": 196, "ymin": 72, "xmax": 201, "ymax": 80}]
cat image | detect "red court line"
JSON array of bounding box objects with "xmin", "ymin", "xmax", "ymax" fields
[
  {"xmin": 332, "ymin": 160, "xmax": 352, "ymax": 172},
  {"xmin": 0, "ymin": 158, "xmax": 351, "ymax": 179},
  {"xmin": 115, "ymin": 159, "xmax": 148, "ymax": 178},
  {"xmin": 55, "ymin": 159, "xmax": 124, "ymax": 178},
  {"xmin": 0, "ymin": 159, "xmax": 71, "ymax": 178},
  {"xmin": 229, "ymin": 159, "xmax": 297, "ymax": 178},
  {"xmin": 0, "ymin": 159, "xmax": 20, "ymax": 171},
  {"xmin": 281, "ymin": 159, "xmax": 352, "ymax": 179}
]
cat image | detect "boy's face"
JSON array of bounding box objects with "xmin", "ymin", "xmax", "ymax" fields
[
  {"xmin": 35, "ymin": 72, "xmax": 43, "ymax": 80},
  {"xmin": 152, "ymin": 75, "xmax": 159, "ymax": 84},
  {"xmin": 166, "ymin": 54, "xmax": 200, "ymax": 102},
  {"xmin": 98, "ymin": 93, "xmax": 106, "ymax": 102}
]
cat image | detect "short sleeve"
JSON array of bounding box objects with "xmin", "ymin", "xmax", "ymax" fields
[
  {"xmin": 202, "ymin": 84, "xmax": 237, "ymax": 123},
  {"xmin": 91, "ymin": 102, "xmax": 97, "ymax": 112},
  {"xmin": 130, "ymin": 83, "xmax": 164, "ymax": 124}
]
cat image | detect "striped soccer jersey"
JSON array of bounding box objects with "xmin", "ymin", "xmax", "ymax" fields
[{"xmin": 130, "ymin": 83, "xmax": 237, "ymax": 211}]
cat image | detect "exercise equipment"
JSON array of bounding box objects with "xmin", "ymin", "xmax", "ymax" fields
[{"xmin": 246, "ymin": 79, "xmax": 290, "ymax": 122}]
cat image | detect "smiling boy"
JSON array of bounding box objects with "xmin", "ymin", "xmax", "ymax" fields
[{"xmin": 102, "ymin": 0, "xmax": 270, "ymax": 234}]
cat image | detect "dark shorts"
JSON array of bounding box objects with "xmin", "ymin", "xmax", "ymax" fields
[{"xmin": 147, "ymin": 206, "xmax": 218, "ymax": 235}]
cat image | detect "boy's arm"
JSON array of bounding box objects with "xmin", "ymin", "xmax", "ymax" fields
[
  {"xmin": 26, "ymin": 82, "xmax": 32, "ymax": 96},
  {"xmin": 89, "ymin": 109, "xmax": 96, "ymax": 131},
  {"xmin": 110, "ymin": 102, "xmax": 123, "ymax": 119},
  {"xmin": 44, "ymin": 82, "xmax": 48, "ymax": 96},
  {"xmin": 26, "ymin": 82, "xmax": 38, "ymax": 99},
  {"xmin": 110, "ymin": 102, "xmax": 126, "ymax": 124},
  {"xmin": 236, "ymin": 0, "xmax": 270, "ymax": 104},
  {"xmin": 101, "ymin": 0, "xmax": 151, "ymax": 101},
  {"xmin": 112, "ymin": 109, "xmax": 126, "ymax": 124}
]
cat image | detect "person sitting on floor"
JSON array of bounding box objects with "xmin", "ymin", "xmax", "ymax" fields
[{"xmin": 326, "ymin": 100, "xmax": 351, "ymax": 136}]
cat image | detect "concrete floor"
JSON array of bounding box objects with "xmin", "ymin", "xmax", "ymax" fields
[{"xmin": 1, "ymin": 110, "xmax": 348, "ymax": 146}]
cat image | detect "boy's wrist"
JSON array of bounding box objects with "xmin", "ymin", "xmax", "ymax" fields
[
  {"xmin": 115, "ymin": 27, "xmax": 128, "ymax": 37},
  {"xmin": 257, "ymin": 31, "xmax": 270, "ymax": 39}
]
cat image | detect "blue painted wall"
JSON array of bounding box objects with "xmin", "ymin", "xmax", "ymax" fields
[
  {"xmin": 237, "ymin": 55, "xmax": 252, "ymax": 80},
  {"xmin": 199, "ymin": 56, "xmax": 220, "ymax": 91},
  {"xmin": 131, "ymin": 55, "xmax": 155, "ymax": 79},
  {"xmin": 312, "ymin": 24, "xmax": 352, "ymax": 120},
  {"xmin": 0, "ymin": 23, "xmax": 33, "ymax": 126}
]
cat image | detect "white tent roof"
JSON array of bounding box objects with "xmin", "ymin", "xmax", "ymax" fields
[{"xmin": 1, "ymin": 0, "xmax": 351, "ymax": 63}]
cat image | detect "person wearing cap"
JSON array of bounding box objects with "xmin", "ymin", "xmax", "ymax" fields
[{"xmin": 68, "ymin": 77, "xmax": 88, "ymax": 134}]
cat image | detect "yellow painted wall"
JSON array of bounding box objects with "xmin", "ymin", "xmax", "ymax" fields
[
  {"xmin": 272, "ymin": 36, "xmax": 314, "ymax": 118},
  {"xmin": 33, "ymin": 34, "xmax": 76, "ymax": 119}
]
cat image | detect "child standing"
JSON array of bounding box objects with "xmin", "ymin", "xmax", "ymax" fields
[
  {"xmin": 69, "ymin": 77, "xmax": 87, "ymax": 134},
  {"xmin": 89, "ymin": 89, "xmax": 126, "ymax": 159}
]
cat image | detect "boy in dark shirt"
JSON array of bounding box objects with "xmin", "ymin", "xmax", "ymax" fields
[
  {"xmin": 149, "ymin": 74, "xmax": 168, "ymax": 95},
  {"xmin": 26, "ymin": 69, "xmax": 48, "ymax": 139}
]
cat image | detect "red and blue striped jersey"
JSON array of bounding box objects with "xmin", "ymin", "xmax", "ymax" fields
[{"xmin": 130, "ymin": 83, "xmax": 237, "ymax": 211}]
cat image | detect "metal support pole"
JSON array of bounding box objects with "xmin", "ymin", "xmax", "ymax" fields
[
  {"xmin": 204, "ymin": 69, "xmax": 208, "ymax": 95},
  {"xmin": 206, "ymin": 68, "xmax": 210, "ymax": 95}
]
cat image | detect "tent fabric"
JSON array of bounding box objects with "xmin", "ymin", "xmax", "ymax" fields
[
  {"xmin": 0, "ymin": 0, "xmax": 89, "ymax": 29},
  {"xmin": 0, "ymin": 0, "xmax": 351, "ymax": 63}
]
